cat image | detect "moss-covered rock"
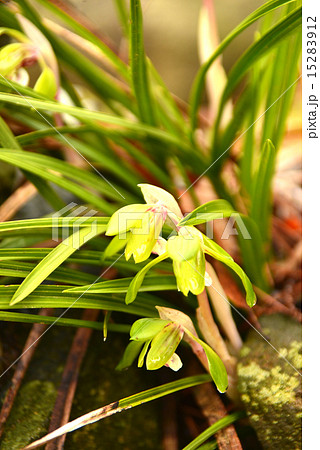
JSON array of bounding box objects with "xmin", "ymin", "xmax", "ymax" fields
[
  {"xmin": 0, "ymin": 380, "xmax": 56, "ymax": 450},
  {"xmin": 237, "ymin": 314, "xmax": 301, "ymax": 450},
  {"xmin": 0, "ymin": 325, "xmax": 161, "ymax": 449}
]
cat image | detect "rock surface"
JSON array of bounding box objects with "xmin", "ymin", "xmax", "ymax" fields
[
  {"xmin": 0, "ymin": 325, "xmax": 161, "ymax": 449},
  {"xmin": 237, "ymin": 314, "xmax": 302, "ymax": 450}
]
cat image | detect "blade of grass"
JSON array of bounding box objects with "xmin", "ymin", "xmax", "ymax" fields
[
  {"xmin": 9, "ymin": 223, "xmax": 107, "ymax": 305},
  {"xmin": 0, "ymin": 150, "xmax": 117, "ymax": 214},
  {"xmin": 113, "ymin": 0, "xmax": 130, "ymax": 37},
  {"xmin": 189, "ymin": 0, "xmax": 297, "ymax": 132},
  {"xmin": 0, "ymin": 260, "xmax": 97, "ymax": 285},
  {"xmin": 0, "ymin": 217, "xmax": 108, "ymax": 233},
  {"xmin": 129, "ymin": 0, "xmax": 156, "ymax": 125},
  {"xmin": 250, "ymin": 139, "xmax": 276, "ymax": 245},
  {"xmin": 212, "ymin": 7, "xmax": 301, "ymax": 159},
  {"xmin": 183, "ymin": 412, "xmax": 244, "ymax": 450},
  {"xmin": 24, "ymin": 374, "xmax": 212, "ymax": 449},
  {"xmin": 0, "ymin": 286, "xmax": 158, "ymax": 317},
  {"xmin": 0, "ymin": 93, "xmax": 200, "ymax": 162},
  {"xmin": 64, "ymin": 275, "xmax": 177, "ymax": 294},
  {"xmin": 33, "ymin": 0, "xmax": 130, "ymax": 81},
  {"xmin": 0, "ymin": 116, "xmax": 65, "ymax": 210},
  {"xmin": 0, "ymin": 149, "xmax": 135, "ymax": 202},
  {"xmin": 0, "ymin": 311, "xmax": 130, "ymax": 332}
]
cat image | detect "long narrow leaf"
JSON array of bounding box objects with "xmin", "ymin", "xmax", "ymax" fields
[
  {"xmin": 183, "ymin": 412, "xmax": 244, "ymax": 450},
  {"xmin": 213, "ymin": 7, "xmax": 301, "ymax": 154},
  {"xmin": 0, "ymin": 286, "xmax": 158, "ymax": 317},
  {"xmin": 130, "ymin": 0, "xmax": 156, "ymax": 125},
  {"xmin": 0, "ymin": 260, "xmax": 97, "ymax": 285},
  {"xmin": 189, "ymin": 0, "xmax": 297, "ymax": 131},
  {"xmin": 250, "ymin": 139, "xmax": 276, "ymax": 244},
  {"xmin": 204, "ymin": 243, "xmax": 256, "ymax": 307},
  {"xmin": 0, "ymin": 93, "xmax": 199, "ymax": 160},
  {"xmin": 0, "ymin": 149, "xmax": 116, "ymax": 213},
  {"xmin": 0, "ymin": 116, "xmax": 65, "ymax": 210},
  {"xmin": 9, "ymin": 223, "xmax": 107, "ymax": 305},
  {"xmin": 64, "ymin": 275, "xmax": 177, "ymax": 294},
  {"xmin": 24, "ymin": 374, "xmax": 212, "ymax": 449},
  {"xmin": 0, "ymin": 311, "xmax": 130, "ymax": 333}
]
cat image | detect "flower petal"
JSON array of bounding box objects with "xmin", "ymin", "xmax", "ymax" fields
[
  {"xmin": 167, "ymin": 234, "xmax": 201, "ymax": 262},
  {"xmin": 125, "ymin": 209, "xmax": 164, "ymax": 263},
  {"xmin": 106, "ymin": 204, "xmax": 150, "ymax": 236},
  {"xmin": 34, "ymin": 66, "xmax": 57, "ymax": 98},
  {"xmin": 172, "ymin": 250, "xmax": 205, "ymax": 296},
  {"xmin": 156, "ymin": 306, "xmax": 198, "ymax": 337},
  {"xmin": 152, "ymin": 236, "xmax": 167, "ymax": 256},
  {"xmin": 130, "ymin": 318, "xmax": 171, "ymax": 342},
  {"xmin": 138, "ymin": 183, "xmax": 182, "ymax": 218},
  {"xmin": 165, "ymin": 353, "xmax": 183, "ymax": 371},
  {"xmin": 146, "ymin": 323, "xmax": 183, "ymax": 370}
]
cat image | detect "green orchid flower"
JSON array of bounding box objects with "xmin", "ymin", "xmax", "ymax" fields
[
  {"xmin": 0, "ymin": 17, "xmax": 58, "ymax": 98},
  {"xmin": 105, "ymin": 183, "xmax": 183, "ymax": 263},
  {"xmin": 118, "ymin": 310, "xmax": 228, "ymax": 393},
  {"xmin": 107, "ymin": 183, "xmax": 256, "ymax": 307},
  {"xmin": 167, "ymin": 226, "xmax": 209, "ymax": 296}
]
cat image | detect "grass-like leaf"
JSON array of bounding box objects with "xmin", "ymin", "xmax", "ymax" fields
[
  {"xmin": 189, "ymin": 0, "xmax": 297, "ymax": 131},
  {"xmin": 0, "ymin": 286, "xmax": 158, "ymax": 317},
  {"xmin": 178, "ymin": 199, "xmax": 235, "ymax": 226},
  {"xmin": 24, "ymin": 374, "xmax": 212, "ymax": 449},
  {"xmin": 0, "ymin": 260, "xmax": 97, "ymax": 285},
  {"xmin": 183, "ymin": 412, "xmax": 244, "ymax": 450},
  {"xmin": 64, "ymin": 275, "xmax": 177, "ymax": 294},
  {"xmin": 250, "ymin": 139, "xmax": 276, "ymax": 244},
  {"xmin": 0, "ymin": 93, "xmax": 201, "ymax": 163},
  {"xmin": 9, "ymin": 223, "xmax": 107, "ymax": 305},
  {"xmin": 125, "ymin": 253, "xmax": 169, "ymax": 304},
  {"xmin": 0, "ymin": 311, "xmax": 130, "ymax": 333},
  {"xmin": 212, "ymin": 6, "xmax": 301, "ymax": 154},
  {"xmin": 0, "ymin": 149, "xmax": 115, "ymax": 214},
  {"xmin": 204, "ymin": 242, "xmax": 256, "ymax": 307},
  {"xmin": 130, "ymin": 0, "xmax": 156, "ymax": 125}
]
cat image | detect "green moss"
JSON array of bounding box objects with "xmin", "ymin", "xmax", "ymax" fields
[
  {"xmin": 287, "ymin": 341, "xmax": 302, "ymax": 370},
  {"xmin": 0, "ymin": 380, "xmax": 56, "ymax": 450},
  {"xmin": 251, "ymin": 414, "xmax": 260, "ymax": 422},
  {"xmin": 239, "ymin": 362, "xmax": 299, "ymax": 407},
  {"xmin": 240, "ymin": 346, "xmax": 251, "ymax": 357},
  {"xmin": 237, "ymin": 315, "xmax": 302, "ymax": 450},
  {"xmin": 238, "ymin": 361, "xmax": 269, "ymax": 386},
  {"xmin": 278, "ymin": 347, "xmax": 288, "ymax": 358}
]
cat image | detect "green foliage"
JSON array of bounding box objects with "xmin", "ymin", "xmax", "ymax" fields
[{"xmin": 0, "ymin": 0, "xmax": 301, "ymax": 444}]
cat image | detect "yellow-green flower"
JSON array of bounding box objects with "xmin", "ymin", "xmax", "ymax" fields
[
  {"xmin": 106, "ymin": 203, "xmax": 166, "ymax": 263},
  {"xmin": 0, "ymin": 19, "xmax": 58, "ymax": 98},
  {"xmin": 167, "ymin": 226, "xmax": 208, "ymax": 296},
  {"xmin": 106, "ymin": 184, "xmax": 183, "ymax": 263}
]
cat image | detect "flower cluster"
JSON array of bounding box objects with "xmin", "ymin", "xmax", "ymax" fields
[{"xmin": 106, "ymin": 183, "xmax": 212, "ymax": 296}]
